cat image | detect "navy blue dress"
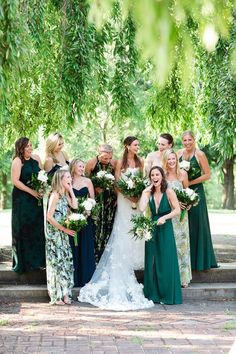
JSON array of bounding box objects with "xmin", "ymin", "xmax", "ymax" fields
[{"xmin": 69, "ymin": 187, "xmax": 96, "ymax": 287}]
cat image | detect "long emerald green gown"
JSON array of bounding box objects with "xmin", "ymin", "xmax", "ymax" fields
[
  {"xmin": 144, "ymin": 192, "xmax": 182, "ymax": 305},
  {"xmin": 180, "ymin": 155, "xmax": 217, "ymax": 271},
  {"xmin": 12, "ymin": 158, "xmax": 46, "ymax": 273}
]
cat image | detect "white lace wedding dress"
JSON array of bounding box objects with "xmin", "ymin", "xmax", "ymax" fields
[{"xmin": 78, "ymin": 168, "xmax": 154, "ymax": 311}]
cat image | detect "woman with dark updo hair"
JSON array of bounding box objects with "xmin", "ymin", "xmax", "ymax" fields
[
  {"xmin": 139, "ymin": 166, "xmax": 182, "ymax": 304},
  {"xmin": 145, "ymin": 133, "xmax": 174, "ymax": 175},
  {"xmin": 78, "ymin": 136, "xmax": 153, "ymax": 311},
  {"xmin": 11, "ymin": 137, "xmax": 46, "ymax": 273}
]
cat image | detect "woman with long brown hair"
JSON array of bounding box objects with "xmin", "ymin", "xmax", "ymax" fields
[
  {"xmin": 11, "ymin": 137, "xmax": 45, "ymax": 273},
  {"xmin": 140, "ymin": 166, "xmax": 182, "ymax": 304},
  {"xmin": 78, "ymin": 136, "xmax": 153, "ymax": 311}
]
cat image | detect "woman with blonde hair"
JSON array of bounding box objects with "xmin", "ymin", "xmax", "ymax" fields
[
  {"xmin": 178, "ymin": 131, "xmax": 217, "ymax": 271},
  {"xmin": 46, "ymin": 168, "xmax": 78, "ymax": 305},
  {"xmin": 69, "ymin": 158, "xmax": 96, "ymax": 287},
  {"xmin": 44, "ymin": 133, "xmax": 69, "ymax": 178},
  {"xmin": 162, "ymin": 149, "xmax": 192, "ymax": 287}
]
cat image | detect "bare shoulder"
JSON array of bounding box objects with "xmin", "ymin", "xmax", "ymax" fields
[
  {"xmin": 177, "ymin": 149, "xmax": 184, "ymax": 157},
  {"xmin": 49, "ymin": 191, "xmax": 59, "ymax": 201},
  {"xmin": 146, "ymin": 151, "xmax": 157, "ymax": 159},
  {"xmin": 83, "ymin": 176, "xmax": 93, "ymax": 185},
  {"xmin": 12, "ymin": 157, "xmax": 22, "ymax": 166},
  {"xmin": 196, "ymin": 149, "xmax": 206, "ymax": 158}
]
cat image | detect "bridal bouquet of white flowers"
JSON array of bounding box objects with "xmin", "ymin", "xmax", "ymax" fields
[
  {"xmin": 117, "ymin": 173, "xmax": 149, "ymax": 209},
  {"xmin": 129, "ymin": 215, "xmax": 155, "ymax": 241},
  {"xmin": 27, "ymin": 170, "xmax": 48, "ymax": 205},
  {"xmin": 91, "ymin": 170, "xmax": 115, "ymax": 190},
  {"xmin": 173, "ymin": 187, "xmax": 200, "ymax": 222},
  {"xmin": 62, "ymin": 213, "xmax": 87, "ymax": 246}
]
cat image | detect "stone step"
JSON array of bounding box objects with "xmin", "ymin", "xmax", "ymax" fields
[
  {"xmin": 1, "ymin": 262, "xmax": 236, "ymax": 285},
  {"xmin": 0, "ymin": 283, "xmax": 236, "ymax": 301}
]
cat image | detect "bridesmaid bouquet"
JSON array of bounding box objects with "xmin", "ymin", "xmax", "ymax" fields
[
  {"xmin": 91, "ymin": 170, "xmax": 115, "ymax": 190},
  {"xmin": 179, "ymin": 160, "xmax": 198, "ymax": 181},
  {"xmin": 130, "ymin": 215, "xmax": 154, "ymax": 241},
  {"xmin": 62, "ymin": 213, "xmax": 87, "ymax": 246},
  {"xmin": 77, "ymin": 196, "xmax": 100, "ymax": 224},
  {"xmin": 173, "ymin": 187, "xmax": 200, "ymax": 222},
  {"xmin": 117, "ymin": 173, "xmax": 149, "ymax": 209},
  {"xmin": 27, "ymin": 170, "xmax": 48, "ymax": 205}
]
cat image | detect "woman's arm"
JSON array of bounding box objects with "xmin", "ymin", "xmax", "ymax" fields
[
  {"xmin": 157, "ymin": 188, "xmax": 180, "ymax": 225},
  {"xmin": 87, "ymin": 178, "xmax": 95, "ymax": 199},
  {"xmin": 139, "ymin": 185, "xmax": 153, "ymax": 212},
  {"xmin": 47, "ymin": 192, "xmax": 75, "ymax": 236},
  {"xmin": 44, "ymin": 157, "xmax": 54, "ymax": 172},
  {"xmin": 144, "ymin": 153, "xmax": 152, "ymax": 176},
  {"xmin": 189, "ymin": 150, "xmax": 211, "ymax": 186},
  {"xmin": 11, "ymin": 158, "xmax": 41, "ymax": 199},
  {"xmin": 66, "ymin": 186, "xmax": 78, "ymax": 209},
  {"xmin": 181, "ymin": 170, "xmax": 189, "ymax": 188},
  {"xmin": 85, "ymin": 158, "xmax": 96, "ymax": 176},
  {"xmin": 115, "ymin": 160, "xmax": 122, "ymax": 180}
]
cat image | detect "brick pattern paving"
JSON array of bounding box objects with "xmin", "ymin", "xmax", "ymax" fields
[{"xmin": 0, "ymin": 300, "xmax": 235, "ymax": 353}]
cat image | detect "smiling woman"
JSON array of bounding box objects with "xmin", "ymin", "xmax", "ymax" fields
[
  {"xmin": 139, "ymin": 166, "xmax": 182, "ymax": 304},
  {"xmin": 11, "ymin": 137, "xmax": 46, "ymax": 273}
]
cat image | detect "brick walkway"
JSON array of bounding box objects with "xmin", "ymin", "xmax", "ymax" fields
[{"xmin": 0, "ymin": 299, "xmax": 235, "ymax": 353}]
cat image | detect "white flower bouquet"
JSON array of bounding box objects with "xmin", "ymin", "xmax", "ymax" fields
[
  {"xmin": 179, "ymin": 160, "xmax": 198, "ymax": 181},
  {"xmin": 129, "ymin": 215, "xmax": 155, "ymax": 241},
  {"xmin": 117, "ymin": 173, "xmax": 149, "ymax": 209},
  {"xmin": 27, "ymin": 170, "xmax": 48, "ymax": 205},
  {"xmin": 179, "ymin": 160, "xmax": 190, "ymax": 171},
  {"xmin": 173, "ymin": 187, "xmax": 200, "ymax": 222},
  {"xmin": 62, "ymin": 213, "xmax": 87, "ymax": 246},
  {"xmin": 91, "ymin": 170, "xmax": 115, "ymax": 190},
  {"xmin": 77, "ymin": 196, "xmax": 100, "ymax": 224}
]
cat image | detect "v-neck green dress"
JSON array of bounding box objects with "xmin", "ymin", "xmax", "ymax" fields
[{"xmin": 144, "ymin": 192, "xmax": 182, "ymax": 304}]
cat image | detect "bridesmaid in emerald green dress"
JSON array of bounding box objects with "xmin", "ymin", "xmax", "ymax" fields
[
  {"xmin": 140, "ymin": 166, "xmax": 182, "ymax": 305},
  {"xmin": 178, "ymin": 130, "xmax": 218, "ymax": 271},
  {"xmin": 11, "ymin": 137, "xmax": 46, "ymax": 273}
]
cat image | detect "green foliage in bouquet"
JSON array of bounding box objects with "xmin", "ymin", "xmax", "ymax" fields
[
  {"xmin": 61, "ymin": 213, "xmax": 87, "ymax": 246},
  {"xmin": 174, "ymin": 188, "xmax": 200, "ymax": 222},
  {"xmin": 129, "ymin": 214, "xmax": 155, "ymax": 242},
  {"xmin": 117, "ymin": 173, "xmax": 149, "ymax": 198}
]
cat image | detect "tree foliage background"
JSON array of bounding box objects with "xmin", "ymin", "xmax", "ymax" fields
[{"xmin": 0, "ymin": 0, "xmax": 235, "ymax": 209}]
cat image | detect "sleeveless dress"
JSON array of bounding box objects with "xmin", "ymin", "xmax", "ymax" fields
[
  {"xmin": 144, "ymin": 192, "xmax": 182, "ymax": 304},
  {"xmin": 12, "ymin": 158, "xmax": 45, "ymax": 273},
  {"xmin": 78, "ymin": 168, "xmax": 153, "ymax": 311},
  {"xmin": 69, "ymin": 187, "xmax": 96, "ymax": 287},
  {"xmin": 180, "ymin": 155, "xmax": 217, "ymax": 270},
  {"xmin": 90, "ymin": 157, "xmax": 117, "ymax": 262},
  {"xmin": 46, "ymin": 196, "xmax": 74, "ymax": 304},
  {"xmin": 168, "ymin": 180, "xmax": 192, "ymax": 285}
]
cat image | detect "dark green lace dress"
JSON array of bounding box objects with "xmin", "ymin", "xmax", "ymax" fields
[
  {"xmin": 91, "ymin": 157, "xmax": 117, "ymax": 262},
  {"xmin": 12, "ymin": 158, "xmax": 46, "ymax": 273},
  {"xmin": 180, "ymin": 155, "xmax": 217, "ymax": 271},
  {"xmin": 144, "ymin": 192, "xmax": 182, "ymax": 305}
]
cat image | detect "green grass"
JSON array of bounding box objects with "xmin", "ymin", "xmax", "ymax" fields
[
  {"xmin": 131, "ymin": 336, "xmax": 144, "ymax": 345},
  {"xmin": 223, "ymin": 321, "xmax": 236, "ymax": 330},
  {"xmin": 209, "ymin": 209, "xmax": 236, "ymax": 214},
  {"xmin": 0, "ymin": 319, "xmax": 9, "ymax": 326}
]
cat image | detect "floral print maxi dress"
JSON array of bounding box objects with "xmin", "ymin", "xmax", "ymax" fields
[
  {"xmin": 168, "ymin": 180, "xmax": 192, "ymax": 286},
  {"xmin": 46, "ymin": 196, "xmax": 74, "ymax": 304}
]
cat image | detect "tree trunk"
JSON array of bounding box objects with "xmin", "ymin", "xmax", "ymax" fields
[
  {"xmin": 0, "ymin": 171, "xmax": 8, "ymax": 210},
  {"xmin": 222, "ymin": 158, "xmax": 235, "ymax": 209}
]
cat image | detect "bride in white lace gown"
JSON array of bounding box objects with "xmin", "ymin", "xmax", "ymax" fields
[{"xmin": 78, "ymin": 137, "xmax": 154, "ymax": 311}]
